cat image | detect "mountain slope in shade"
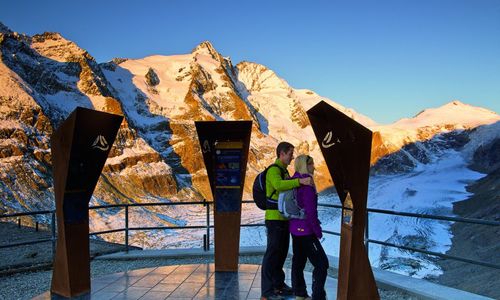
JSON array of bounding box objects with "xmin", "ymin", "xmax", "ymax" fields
[
  {"xmin": 0, "ymin": 56, "xmax": 54, "ymax": 214},
  {"xmin": 435, "ymin": 166, "xmax": 500, "ymax": 298}
]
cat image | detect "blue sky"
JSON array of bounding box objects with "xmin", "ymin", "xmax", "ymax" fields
[{"xmin": 1, "ymin": 0, "xmax": 499, "ymax": 124}]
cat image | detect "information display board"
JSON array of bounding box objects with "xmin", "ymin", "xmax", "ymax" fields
[
  {"xmin": 195, "ymin": 121, "xmax": 252, "ymax": 272},
  {"xmin": 214, "ymin": 143, "xmax": 243, "ymax": 212},
  {"xmin": 342, "ymin": 191, "xmax": 354, "ymax": 226}
]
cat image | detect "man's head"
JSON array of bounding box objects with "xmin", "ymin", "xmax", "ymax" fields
[{"xmin": 276, "ymin": 141, "xmax": 295, "ymax": 166}]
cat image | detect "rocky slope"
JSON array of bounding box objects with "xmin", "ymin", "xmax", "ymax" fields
[
  {"xmin": 0, "ymin": 24, "xmax": 180, "ymax": 223},
  {"xmin": 431, "ymin": 167, "xmax": 500, "ymax": 298}
]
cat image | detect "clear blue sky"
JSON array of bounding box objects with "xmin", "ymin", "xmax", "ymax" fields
[{"xmin": 1, "ymin": 0, "xmax": 499, "ymax": 124}]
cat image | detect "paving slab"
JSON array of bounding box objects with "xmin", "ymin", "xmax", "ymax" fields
[{"xmin": 33, "ymin": 263, "xmax": 337, "ymax": 299}]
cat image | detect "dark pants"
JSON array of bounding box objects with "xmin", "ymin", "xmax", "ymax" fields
[
  {"xmin": 261, "ymin": 220, "xmax": 290, "ymax": 297},
  {"xmin": 291, "ymin": 234, "xmax": 329, "ymax": 300}
]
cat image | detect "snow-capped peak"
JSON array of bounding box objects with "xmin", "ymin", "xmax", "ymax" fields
[
  {"xmin": 393, "ymin": 100, "xmax": 499, "ymax": 130},
  {"xmin": 191, "ymin": 41, "xmax": 221, "ymax": 60}
]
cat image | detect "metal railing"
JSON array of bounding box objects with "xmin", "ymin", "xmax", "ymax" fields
[
  {"xmin": 0, "ymin": 210, "xmax": 56, "ymax": 253},
  {"xmin": 1, "ymin": 200, "xmax": 498, "ymax": 270},
  {"xmin": 318, "ymin": 203, "xmax": 500, "ymax": 269}
]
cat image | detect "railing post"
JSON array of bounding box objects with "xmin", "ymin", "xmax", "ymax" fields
[
  {"xmin": 205, "ymin": 199, "xmax": 210, "ymax": 251},
  {"xmin": 125, "ymin": 205, "xmax": 129, "ymax": 253},
  {"xmin": 365, "ymin": 211, "xmax": 369, "ymax": 256},
  {"xmin": 51, "ymin": 211, "xmax": 56, "ymax": 260}
]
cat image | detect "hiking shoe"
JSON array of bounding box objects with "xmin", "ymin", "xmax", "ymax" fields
[{"xmin": 275, "ymin": 283, "xmax": 294, "ymax": 296}]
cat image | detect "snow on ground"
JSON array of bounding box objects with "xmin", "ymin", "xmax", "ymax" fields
[
  {"xmin": 42, "ymin": 90, "xmax": 93, "ymax": 115},
  {"xmin": 462, "ymin": 121, "xmax": 500, "ymax": 160},
  {"xmin": 321, "ymin": 148, "xmax": 485, "ymax": 278},
  {"xmin": 393, "ymin": 100, "xmax": 499, "ymax": 129}
]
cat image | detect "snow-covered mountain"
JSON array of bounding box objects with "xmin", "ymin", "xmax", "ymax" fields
[
  {"xmin": 371, "ymin": 101, "xmax": 500, "ymax": 174},
  {"xmin": 0, "ymin": 22, "xmax": 373, "ymax": 240},
  {"xmin": 1, "ymin": 23, "xmax": 499, "ymax": 280}
]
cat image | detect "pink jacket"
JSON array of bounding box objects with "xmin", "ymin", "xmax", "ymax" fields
[{"xmin": 289, "ymin": 172, "xmax": 322, "ymax": 238}]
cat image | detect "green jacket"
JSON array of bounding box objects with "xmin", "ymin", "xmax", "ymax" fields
[{"xmin": 265, "ymin": 159, "xmax": 301, "ymax": 220}]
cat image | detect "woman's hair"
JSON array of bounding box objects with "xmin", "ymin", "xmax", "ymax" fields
[{"xmin": 294, "ymin": 154, "xmax": 313, "ymax": 174}]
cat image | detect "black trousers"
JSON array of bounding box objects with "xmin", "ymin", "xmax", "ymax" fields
[
  {"xmin": 261, "ymin": 220, "xmax": 290, "ymax": 297},
  {"xmin": 291, "ymin": 234, "xmax": 329, "ymax": 300}
]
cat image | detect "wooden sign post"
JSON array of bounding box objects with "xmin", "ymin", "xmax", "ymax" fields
[
  {"xmin": 307, "ymin": 101, "xmax": 379, "ymax": 299},
  {"xmin": 51, "ymin": 107, "xmax": 122, "ymax": 298},
  {"xmin": 195, "ymin": 121, "xmax": 252, "ymax": 272}
]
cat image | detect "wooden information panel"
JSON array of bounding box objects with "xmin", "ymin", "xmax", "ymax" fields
[
  {"xmin": 195, "ymin": 121, "xmax": 252, "ymax": 272},
  {"xmin": 51, "ymin": 107, "xmax": 122, "ymax": 298},
  {"xmin": 307, "ymin": 101, "xmax": 379, "ymax": 299}
]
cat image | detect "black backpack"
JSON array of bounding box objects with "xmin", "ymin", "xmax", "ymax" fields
[{"xmin": 252, "ymin": 164, "xmax": 285, "ymax": 210}]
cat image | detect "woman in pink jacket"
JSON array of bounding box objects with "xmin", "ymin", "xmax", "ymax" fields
[{"xmin": 290, "ymin": 155, "xmax": 329, "ymax": 300}]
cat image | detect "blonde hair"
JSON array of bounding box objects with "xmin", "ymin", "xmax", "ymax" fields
[{"xmin": 294, "ymin": 154, "xmax": 313, "ymax": 175}]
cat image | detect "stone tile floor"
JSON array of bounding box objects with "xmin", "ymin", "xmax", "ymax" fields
[{"xmin": 33, "ymin": 263, "xmax": 337, "ymax": 299}]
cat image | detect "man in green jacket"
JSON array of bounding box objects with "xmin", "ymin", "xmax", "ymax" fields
[{"xmin": 261, "ymin": 142, "xmax": 312, "ymax": 300}]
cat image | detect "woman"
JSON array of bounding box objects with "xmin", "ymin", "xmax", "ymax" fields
[{"xmin": 290, "ymin": 155, "xmax": 329, "ymax": 300}]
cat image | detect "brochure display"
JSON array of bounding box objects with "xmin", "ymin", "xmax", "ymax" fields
[
  {"xmin": 50, "ymin": 107, "xmax": 123, "ymax": 298},
  {"xmin": 195, "ymin": 121, "xmax": 252, "ymax": 272},
  {"xmin": 307, "ymin": 101, "xmax": 379, "ymax": 300}
]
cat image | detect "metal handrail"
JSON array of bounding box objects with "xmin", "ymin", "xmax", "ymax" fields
[
  {"xmin": 1, "ymin": 200, "xmax": 498, "ymax": 270},
  {"xmin": 91, "ymin": 200, "xmax": 209, "ymax": 209},
  {"xmin": 366, "ymin": 238, "xmax": 499, "ymax": 269},
  {"xmin": 0, "ymin": 210, "xmax": 54, "ymax": 218},
  {"xmin": 317, "ymin": 203, "xmax": 500, "ymax": 226},
  {"xmin": 0, "ymin": 210, "xmax": 57, "ymax": 259},
  {"xmin": 317, "ymin": 202, "xmax": 500, "ymax": 270}
]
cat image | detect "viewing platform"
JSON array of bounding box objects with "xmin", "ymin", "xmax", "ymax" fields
[
  {"xmin": 28, "ymin": 248, "xmax": 493, "ymax": 300},
  {"xmin": 34, "ymin": 263, "xmax": 337, "ymax": 300},
  {"xmin": 1, "ymin": 203, "xmax": 498, "ymax": 299}
]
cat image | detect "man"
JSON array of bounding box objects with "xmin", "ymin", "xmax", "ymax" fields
[{"xmin": 261, "ymin": 142, "xmax": 313, "ymax": 300}]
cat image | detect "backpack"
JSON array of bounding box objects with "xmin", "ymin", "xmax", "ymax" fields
[
  {"xmin": 252, "ymin": 164, "xmax": 284, "ymax": 210},
  {"xmin": 278, "ymin": 188, "xmax": 306, "ymax": 219}
]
